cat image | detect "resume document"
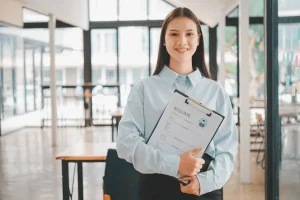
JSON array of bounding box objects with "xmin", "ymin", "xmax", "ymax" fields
[{"xmin": 147, "ymin": 90, "xmax": 224, "ymax": 158}]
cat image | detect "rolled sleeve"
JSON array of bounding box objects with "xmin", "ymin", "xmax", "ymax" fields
[
  {"xmin": 160, "ymin": 152, "xmax": 180, "ymax": 177},
  {"xmin": 197, "ymin": 171, "xmax": 215, "ymax": 195}
]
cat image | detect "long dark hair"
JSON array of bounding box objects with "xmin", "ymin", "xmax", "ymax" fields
[{"xmin": 153, "ymin": 7, "xmax": 210, "ymax": 79}]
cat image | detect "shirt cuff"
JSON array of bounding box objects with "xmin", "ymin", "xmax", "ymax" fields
[
  {"xmin": 160, "ymin": 154, "xmax": 180, "ymax": 177},
  {"xmin": 197, "ymin": 171, "xmax": 215, "ymax": 195}
]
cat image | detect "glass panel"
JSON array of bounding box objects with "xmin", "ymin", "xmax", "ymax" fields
[
  {"xmin": 279, "ymin": 0, "xmax": 300, "ymax": 16},
  {"xmin": 119, "ymin": 27, "xmax": 149, "ymax": 106},
  {"xmin": 224, "ymin": 27, "xmax": 238, "ymax": 97},
  {"xmin": 91, "ymin": 29, "xmax": 118, "ymax": 123},
  {"xmin": 15, "ymin": 37, "xmax": 25, "ymax": 115},
  {"xmin": 227, "ymin": 7, "xmax": 238, "ymax": 17},
  {"xmin": 0, "ymin": 27, "xmax": 83, "ymax": 127},
  {"xmin": 201, "ymin": 25, "xmax": 209, "ymax": 66},
  {"xmin": 249, "ymin": 0, "xmax": 264, "ymax": 16},
  {"xmin": 89, "ymin": 0, "xmax": 118, "ymax": 21},
  {"xmin": 228, "ymin": 0, "xmax": 263, "ymax": 17},
  {"xmin": 2, "ymin": 68, "xmax": 14, "ymax": 118},
  {"xmin": 119, "ymin": 0, "xmax": 147, "ymax": 20},
  {"xmin": 23, "ymin": 8, "xmax": 49, "ymax": 22},
  {"xmin": 0, "ymin": 32, "xmax": 25, "ymax": 117},
  {"xmin": 278, "ymin": 23, "xmax": 300, "ymax": 199},
  {"xmin": 149, "ymin": 0, "xmax": 174, "ymax": 20},
  {"xmin": 25, "ymin": 48, "xmax": 34, "ymax": 112},
  {"xmin": 150, "ymin": 28, "xmax": 161, "ymax": 74},
  {"xmin": 1, "ymin": 36, "xmax": 15, "ymax": 118},
  {"xmin": 249, "ymin": 25, "xmax": 265, "ymax": 101},
  {"xmin": 224, "ymin": 26, "xmax": 238, "ymax": 124},
  {"xmin": 20, "ymin": 28, "xmax": 83, "ymax": 50},
  {"xmin": 34, "ymin": 49, "xmax": 42, "ymax": 110},
  {"xmin": 91, "ymin": 29, "xmax": 117, "ymax": 84},
  {"xmin": 42, "ymin": 69, "xmax": 64, "ymax": 85}
]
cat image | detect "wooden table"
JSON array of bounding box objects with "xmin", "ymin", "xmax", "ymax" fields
[
  {"xmin": 56, "ymin": 142, "xmax": 116, "ymax": 200},
  {"xmin": 110, "ymin": 107, "xmax": 124, "ymax": 142}
]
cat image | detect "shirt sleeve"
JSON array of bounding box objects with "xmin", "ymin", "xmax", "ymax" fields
[
  {"xmin": 116, "ymin": 82, "xmax": 180, "ymax": 177},
  {"xmin": 197, "ymin": 85, "xmax": 238, "ymax": 195}
]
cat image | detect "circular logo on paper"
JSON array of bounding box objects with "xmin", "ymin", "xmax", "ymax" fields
[{"xmin": 198, "ymin": 118, "xmax": 208, "ymax": 128}]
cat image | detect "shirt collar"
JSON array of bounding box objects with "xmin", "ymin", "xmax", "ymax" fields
[{"xmin": 159, "ymin": 65, "xmax": 203, "ymax": 87}]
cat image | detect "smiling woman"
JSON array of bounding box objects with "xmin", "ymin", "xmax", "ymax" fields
[
  {"xmin": 153, "ymin": 8, "xmax": 209, "ymax": 79},
  {"xmin": 116, "ymin": 7, "xmax": 237, "ymax": 200}
]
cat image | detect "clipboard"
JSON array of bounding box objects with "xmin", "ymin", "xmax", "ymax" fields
[
  {"xmin": 146, "ymin": 89, "xmax": 225, "ymax": 186},
  {"xmin": 146, "ymin": 89, "xmax": 225, "ymax": 156}
]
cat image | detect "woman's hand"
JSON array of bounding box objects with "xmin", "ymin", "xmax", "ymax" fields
[
  {"xmin": 179, "ymin": 176, "xmax": 201, "ymax": 196},
  {"xmin": 178, "ymin": 148, "xmax": 205, "ymax": 176}
]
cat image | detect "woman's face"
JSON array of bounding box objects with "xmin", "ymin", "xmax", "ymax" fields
[{"xmin": 164, "ymin": 17, "xmax": 200, "ymax": 63}]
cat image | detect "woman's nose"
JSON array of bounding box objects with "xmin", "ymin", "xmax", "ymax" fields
[{"xmin": 177, "ymin": 35, "xmax": 187, "ymax": 45}]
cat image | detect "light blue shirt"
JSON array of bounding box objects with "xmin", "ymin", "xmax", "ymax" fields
[{"xmin": 116, "ymin": 66, "xmax": 238, "ymax": 195}]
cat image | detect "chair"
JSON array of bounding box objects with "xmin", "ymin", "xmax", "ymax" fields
[{"xmin": 103, "ymin": 149, "xmax": 140, "ymax": 200}]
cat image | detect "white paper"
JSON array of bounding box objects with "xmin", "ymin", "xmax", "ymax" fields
[{"xmin": 147, "ymin": 91, "xmax": 224, "ymax": 157}]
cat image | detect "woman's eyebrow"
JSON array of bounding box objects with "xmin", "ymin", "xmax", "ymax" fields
[{"xmin": 168, "ymin": 29, "xmax": 196, "ymax": 32}]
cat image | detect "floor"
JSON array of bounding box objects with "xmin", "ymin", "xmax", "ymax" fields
[{"xmin": 0, "ymin": 126, "xmax": 292, "ymax": 200}]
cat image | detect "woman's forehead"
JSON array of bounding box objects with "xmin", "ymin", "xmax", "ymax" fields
[{"xmin": 167, "ymin": 17, "xmax": 198, "ymax": 31}]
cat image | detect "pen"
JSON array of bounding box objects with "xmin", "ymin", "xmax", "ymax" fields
[
  {"xmin": 178, "ymin": 180, "xmax": 190, "ymax": 186},
  {"xmin": 172, "ymin": 177, "xmax": 190, "ymax": 186}
]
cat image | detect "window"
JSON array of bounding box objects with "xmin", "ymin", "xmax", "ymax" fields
[
  {"xmin": 150, "ymin": 28, "xmax": 161, "ymax": 74},
  {"xmin": 249, "ymin": 25, "xmax": 265, "ymax": 100},
  {"xmin": 119, "ymin": 27, "xmax": 149, "ymax": 106},
  {"xmin": 278, "ymin": 23, "xmax": 300, "ymax": 200},
  {"xmin": 201, "ymin": 25, "xmax": 209, "ymax": 57},
  {"xmin": 279, "ymin": 0, "xmax": 300, "ymax": 16},
  {"xmin": 25, "ymin": 48, "xmax": 35, "ymax": 112},
  {"xmin": 279, "ymin": 24, "xmax": 300, "ymax": 99},
  {"xmin": 89, "ymin": 0, "xmax": 118, "ymax": 21},
  {"xmin": 228, "ymin": 0, "xmax": 264, "ymax": 17},
  {"xmin": 119, "ymin": 0, "xmax": 147, "ymax": 20},
  {"xmin": 149, "ymin": 0, "xmax": 174, "ymax": 20},
  {"xmin": 224, "ymin": 26, "xmax": 238, "ymax": 97},
  {"xmin": 91, "ymin": 29, "xmax": 117, "ymax": 84}
]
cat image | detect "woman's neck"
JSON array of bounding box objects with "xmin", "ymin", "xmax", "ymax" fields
[{"xmin": 169, "ymin": 59, "xmax": 193, "ymax": 75}]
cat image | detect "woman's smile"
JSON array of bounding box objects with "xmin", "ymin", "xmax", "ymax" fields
[{"xmin": 175, "ymin": 48, "xmax": 189, "ymax": 53}]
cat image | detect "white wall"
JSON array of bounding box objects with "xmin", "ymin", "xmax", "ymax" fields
[{"xmin": 0, "ymin": 0, "xmax": 23, "ymax": 27}]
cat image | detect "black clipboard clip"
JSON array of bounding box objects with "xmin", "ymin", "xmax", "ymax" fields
[{"xmin": 184, "ymin": 97, "xmax": 212, "ymax": 117}]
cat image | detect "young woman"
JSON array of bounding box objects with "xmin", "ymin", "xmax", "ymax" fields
[{"xmin": 116, "ymin": 7, "xmax": 238, "ymax": 200}]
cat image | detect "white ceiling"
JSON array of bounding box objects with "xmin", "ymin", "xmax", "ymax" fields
[
  {"xmin": 1, "ymin": 0, "xmax": 89, "ymax": 30},
  {"xmin": 165, "ymin": 0, "xmax": 238, "ymax": 27}
]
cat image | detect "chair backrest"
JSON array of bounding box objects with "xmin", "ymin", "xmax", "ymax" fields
[{"xmin": 103, "ymin": 149, "xmax": 140, "ymax": 200}]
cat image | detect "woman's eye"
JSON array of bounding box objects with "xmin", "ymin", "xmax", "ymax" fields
[
  {"xmin": 170, "ymin": 33, "xmax": 178, "ymax": 36},
  {"xmin": 187, "ymin": 33, "xmax": 193, "ymax": 36}
]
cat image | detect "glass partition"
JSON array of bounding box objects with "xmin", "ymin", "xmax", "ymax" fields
[{"xmin": 278, "ymin": 22, "xmax": 300, "ymax": 200}]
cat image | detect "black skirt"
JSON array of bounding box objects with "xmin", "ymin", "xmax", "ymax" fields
[{"xmin": 138, "ymin": 153, "xmax": 223, "ymax": 200}]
